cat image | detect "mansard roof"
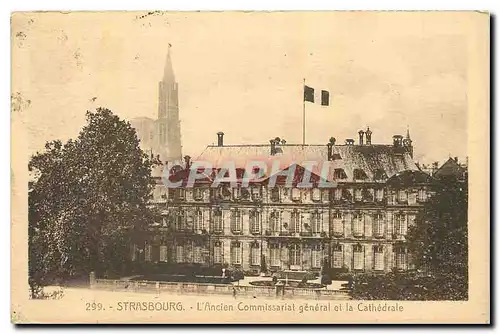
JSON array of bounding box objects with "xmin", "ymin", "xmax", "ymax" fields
[{"xmin": 195, "ymin": 143, "xmax": 418, "ymax": 183}]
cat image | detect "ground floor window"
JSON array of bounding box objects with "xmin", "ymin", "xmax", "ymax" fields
[
  {"xmin": 176, "ymin": 245, "xmax": 184, "ymax": 263},
  {"xmin": 332, "ymin": 244, "xmax": 343, "ymax": 268},
  {"xmin": 193, "ymin": 245, "xmax": 203, "ymax": 263},
  {"xmin": 231, "ymin": 242, "xmax": 242, "ymax": 265},
  {"xmin": 395, "ymin": 246, "xmax": 408, "ymax": 270},
  {"xmin": 353, "ymin": 244, "xmax": 364, "ymax": 270},
  {"xmin": 250, "ymin": 243, "xmax": 260, "ymax": 265},
  {"xmin": 145, "ymin": 244, "xmax": 152, "ymax": 262},
  {"xmin": 373, "ymin": 245, "xmax": 384, "ymax": 271},
  {"xmin": 270, "ymin": 244, "xmax": 280, "ymax": 267},
  {"xmin": 159, "ymin": 245, "xmax": 168, "ymax": 262},
  {"xmin": 311, "ymin": 244, "xmax": 322, "ymax": 268},
  {"xmin": 213, "ymin": 241, "xmax": 223, "ymax": 264}
]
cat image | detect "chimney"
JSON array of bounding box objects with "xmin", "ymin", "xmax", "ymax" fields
[
  {"xmin": 184, "ymin": 155, "xmax": 191, "ymax": 169},
  {"xmin": 345, "ymin": 139, "xmax": 354, "ymax": 146},
  {"xmin": 270, "ymin": 139, "xmax": 276, "ymax": 155},
  {"xmin": 217, "ymin": 132, "xmax": 224, "ymax": 147},
  {"xmin": 454, "ymin": 157, "xmax": 458, "ymax": 163},
  {"xmin": 358, "ymin": 130, "xmax": 365, "ymax": 145},
  {"xmin": 365, "ymin": 127, "xmax": 372, "ymax": 145},
  {"xmin": 327, "ymin": 137, "xmax": 336, "ymax": 161},
  {"xmin": 393, "ymin": 135, "xmax": 403, "ymax": 147}
]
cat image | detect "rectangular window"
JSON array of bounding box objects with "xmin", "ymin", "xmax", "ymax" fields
[
  {"xmin": 312, "ymin": 188, "xmax": 321, "ymax": 201},
  {"xmin": 176, "ymin": 245, "xmax": 184, "ymax": 263},
  {"xmin": 373, "ymin": 246, "xmax": 384, "ymax": 271},
  {"xmin": 231, "ymin": 242, "xmax": 242, "ymax": 265},
  {"xmin": 408, "ymin": 192, "xmax": 417, "ymax": 205},
  {"xmin": 193, "ymin": 246, "xmax": 202, "ymax": 263},
  {"xmin": 269, "ymin": 212, "xmax": 279, "ymax": 232},
  {"xmin": 213, "ymin": 242, "xmax": 223, "ymax": 264},
  {"xmin": 334, "ymin": 188, "xmax": 342, "ymax": 201},
  {"xmin": 271, "ymin": 188, "xmax": 280, "ymax": 202},
  {"xmin": 289, "ymin": 245, "xmax": 301, "ymax": 266},
  {"xmin": 352, "ymin": 213, "xmax": 364, "ymax": 237},
  {"xmin": 311, "ymin": 211, "xmax": 321, "ymax": 233},
  {"xmin": 145, "ymin": 244, "xmax": 152, "ymax": 262},
  {"xmin": 270, "ymin": 244, "xmax": 280, "ymax": 267},
  {"xmin": 332, "ymin": 211, "xmax": 344, "ymax": 236},
  {"xmin": 250, "ymin": 211, "xmax": 260, "ymax": 234},
  {"xmin": 291, "ymin": 188, "xmax": 301, "ymax": 201},
  {"xmin": 398, "ymin": 190, "xmax": 407, "ymax": 202},
  {"xmin": 354, "ymin": 189, "xmax": 363, "ymax": 201},
  {"xmin": 332, "ymin": 245, "xmax": 343, "ymax": 268},
  {"xmin": 193, "ymin": 188, "xmax": 204, "ymax": 200},
  {"xmin": 395, "ymin": 247, "xmax": 408, "ymax": 270},
  {"xmin": 250, "ymin": 244, "xmax": 260, "ymax": 266},
  {"xmin": 131, "ymin": 244, "xmax": 137, "ymax": 261},
  {"xmin": 373, "ymin": 214, "xmax": 384, "ymax": 238},
  {"xmin": 251, "ymin": 186, "xmax": 261, "ymax": 200},
  {"xmin": 159, "ymin": 245, "xmax": 168, "ymax": 262},
  {"xmin": 231, "ymin": 210, "xmax": 242, "ymax": 233},
  {"xmin": 311, "ymin": 245, "xmax": 322, "ymax": 268},
  {"xmin": 353, "ymin": 245, "xmax": 364, "ymax": 270},
  {"xmin": 418, "ymin": 189, "xmax": 427, "ymax": 202},
  {"xmin": 291, "ymin": 211, "xmax": 300, "ymax": 234},
  {"xmin": 213, "ymin": 210, "xmax": 223, "ymax": 233},
  {"xmin": 375, "ymin": 189, "xmax": 384, "ymax": 201},
  {"xmin": 395, "ymin": 214, "xmax": 407, "ymax": 237},
  {"xmin": 193, "ymin": 210, "xmax": 203, "ymax": 231}
]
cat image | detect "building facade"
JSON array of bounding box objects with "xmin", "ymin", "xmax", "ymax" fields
[{"xmin": 135, "ymin": 129, "xmax": 434, "ymax": 274}]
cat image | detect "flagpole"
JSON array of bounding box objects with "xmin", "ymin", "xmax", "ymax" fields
[{"xmin": 302, "ymin": 78, "xmax": 306, "ymax": 146}]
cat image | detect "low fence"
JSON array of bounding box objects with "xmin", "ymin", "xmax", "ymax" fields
[{"xmin": 91, "ymin": 277, "xmax": 351, "ymax": 300}]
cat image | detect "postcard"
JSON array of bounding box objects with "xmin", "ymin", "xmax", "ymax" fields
[{"xmin": 11, "ymin": 11, "xmax": 490, "ymax": 324}]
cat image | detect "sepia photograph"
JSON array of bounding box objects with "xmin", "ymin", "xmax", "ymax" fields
[{"xmin": 10, "ymin": 11, "xmax": 489, "ymax": 324}]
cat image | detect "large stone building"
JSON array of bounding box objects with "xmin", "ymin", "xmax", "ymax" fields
[
  {"xmin": 130, "ymin": 47, "xmax": 182, "ymax": 163},
  {"xmin": 135, "ymin": 128, "xmax": 434, "ymax": 275}
]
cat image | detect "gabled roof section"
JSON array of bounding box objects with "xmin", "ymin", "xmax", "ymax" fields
[{"xmin": 434, "ymin": 157, "xmax": 466, "ymax": 179}]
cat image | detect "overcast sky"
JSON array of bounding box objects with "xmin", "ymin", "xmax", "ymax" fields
[{"xmin": 12, "ymin": 11, "xmax": 473, "ymax": 165}]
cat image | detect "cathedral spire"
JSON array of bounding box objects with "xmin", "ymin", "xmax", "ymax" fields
[{"xmin": 163, "ymin": 43, "xmax": 175, "ymax": 83}]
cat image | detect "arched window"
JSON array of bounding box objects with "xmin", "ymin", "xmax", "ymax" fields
[{"xmin": 311, "ymin": 188, "xmax": 321, "ymax": 201}]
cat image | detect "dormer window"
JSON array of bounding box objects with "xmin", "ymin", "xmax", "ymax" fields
[
  {"xmin": 374, "ymin": 169, "xmax": 387, "ymax": 181},
  {"xmin": 334, "ymin": 168, "xmax": 347, "ymax": 179},
  {"xmin": 353, "ymin": 169, "xmax": 368, "ymax": 180},
  {"xmin": 291, "ymin": 188, "xmax": 301, "ymax": 201}
]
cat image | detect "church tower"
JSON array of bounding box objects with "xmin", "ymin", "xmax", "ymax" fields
[{"xmin": 157, "ymin": 45, "xmax": 182, "ymax": 163}]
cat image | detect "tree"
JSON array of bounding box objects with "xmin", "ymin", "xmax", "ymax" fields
[
  {"xmin": 407, "ymin": 176, "xmax": 468, "ymax": 276},
  {"xmin": 28, "ymin": 108, "xmax": 158, "ymax": 297}
]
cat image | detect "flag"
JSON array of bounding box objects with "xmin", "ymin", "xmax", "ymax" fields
[
  {"xmin": 304, "ymin": 85, "xmax": 314, "ymax": 103},
  {"xmin": 321, "ymin": 90, "xmax": 330, "ymax": 106}
]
